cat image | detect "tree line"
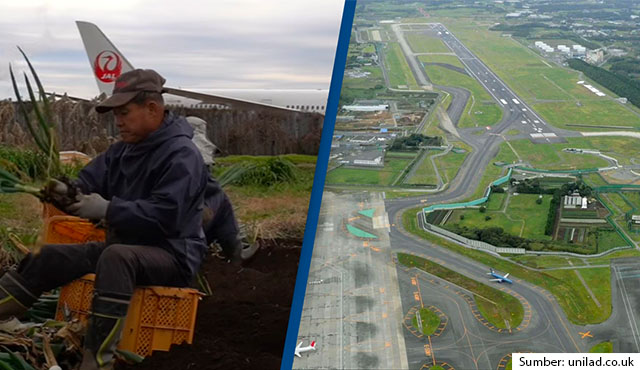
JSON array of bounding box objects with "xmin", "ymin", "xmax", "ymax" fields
[{"xmin": 568, "ymin": 58, "xmax": 640, "ymax": 109}]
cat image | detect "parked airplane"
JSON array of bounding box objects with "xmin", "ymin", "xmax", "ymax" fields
[
  {"xmin": 76, "ymin": 21, "xmax": 328, "ymax": 113},
  {"xmin": 294, "ymin": 340, "xmax": 317, "ymax": 357},
  {"xmin": 488, "ymin": 268, "xmax": 513, "ymax": 284}
]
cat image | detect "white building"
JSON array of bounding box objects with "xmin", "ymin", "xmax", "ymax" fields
[
  {"xmin": 342, "ymin": 104, "xmax": 389, "ymax": 112},
  {"xmin": 586, "ymin": 49, "xmax": 604, "ymax": 64},
  {"xmin": 563, "ymin": 192, "xmax": 583, "ymax": 209}
]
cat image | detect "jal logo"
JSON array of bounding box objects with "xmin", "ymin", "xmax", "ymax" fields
[{"xmin": 94, "ymin": 51, "xmax": 122, "ymax": 83}]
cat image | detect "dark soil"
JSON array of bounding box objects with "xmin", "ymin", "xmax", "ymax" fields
[{"xmin": 116, "ymin": 240, "xmax": 300, "ymax": 370}]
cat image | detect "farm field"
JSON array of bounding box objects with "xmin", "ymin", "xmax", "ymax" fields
[{"xmin": 446, "ymin": 194, "xmax": 552, "ymax": 240}]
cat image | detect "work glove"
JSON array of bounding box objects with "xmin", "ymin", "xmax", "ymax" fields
[
  {"xmin": 42, "ymin": 178, "xmax": 79, "ymax": 212},
  {"xmin": 67, "ymin": 193, "xmax": 110, "ymax": 221}
]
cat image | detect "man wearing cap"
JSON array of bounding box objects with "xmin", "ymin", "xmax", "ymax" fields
[{"xmin": 0, "ymin": 69, "xmax": 208, "ymax": 370}]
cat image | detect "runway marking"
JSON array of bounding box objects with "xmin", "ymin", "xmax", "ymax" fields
[{"xmin": 579, "ymin": 331, "xmax": 593, "ymax": 339}]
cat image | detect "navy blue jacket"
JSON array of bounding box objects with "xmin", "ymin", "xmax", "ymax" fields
[{"xmin": 76, "ymin": 112, "xmax": 208, "ymax": 281}]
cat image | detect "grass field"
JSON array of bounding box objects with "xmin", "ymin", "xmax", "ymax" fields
[
  {"xmin": 403, "ymin": 207, "xmax": 612, "ymax": 325},
  {"xmin": 583, "ymin": 173, "xmax": 609, "ymax": 187},
  {"xmin": 326, "ymin": 158, "xmax": 412, "ymax": 186},
  {"xmin": 546, "ymin": 268, "xmax": 611, "ymax": 324},
  {"xmin": 406, "ymin": 33, "xmax": 451, "ymax": 53},
  {"xmin": 486, "ymin": 193, "xmax": 506, "ymax": 211},
  {"xmin": 509, "ymin": 255, "xmax": 589, "ymax": 269},
  {"xmin": 418, "ymin": 54, "xmax": 465, "ymax": 69},
  {"xmin": 423, "ymin": 63, "xmax": 502, "ymax": 128},
  {"xmin": 532, "ymin": 100, "xmax": 640, "ymax": 131},
  {"xmin": 343, "ymin": 65, "xmax": 385, "ymax": 90},
  {"xmin": 386, "ymin": 42, "xmax": 419, "ymax": 89},
  {"xmin": 447, "ymin": 194, "xmax": 552, "ymax": 240},
  {"xmin": 398, "ymin": 253, "xmax": 524, "ymax": 329}
]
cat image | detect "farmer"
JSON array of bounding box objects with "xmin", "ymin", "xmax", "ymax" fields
[
  {"xmin": 186, "ymin": 116, "xmax": 258, "ymax": 262},
  {"xmin": 0, "ymin": 69, "xmax": 218, "ymax": 370}
]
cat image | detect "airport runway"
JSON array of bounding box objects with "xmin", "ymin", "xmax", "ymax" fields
[
  {"xmin": 383, "ymin": 24, "xmax": 640, "ymax": 368},
  {"xmin": 294, "ymin": 192, "xmax": 408, "ymax": 369}
]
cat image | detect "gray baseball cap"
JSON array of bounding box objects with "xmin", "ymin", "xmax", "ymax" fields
[{"xmin": 95, "ymin": 69, "xmax": 166, "ymax": 113}]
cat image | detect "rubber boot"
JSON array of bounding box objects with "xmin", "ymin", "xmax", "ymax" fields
[
  {"xmin": 79, "ymin": 293, "xmax": 130, "ymax": 370},
  {"xmin": 0, "ymin": 271, "xmax": 39, "ymax": 320}
]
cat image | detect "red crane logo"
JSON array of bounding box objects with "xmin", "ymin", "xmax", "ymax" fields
[{"xmin": 94, "ymin": 51, "xmax": 122, "ymax": 83}]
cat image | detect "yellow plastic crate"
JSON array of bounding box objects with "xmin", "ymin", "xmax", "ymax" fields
[
  {"xmin": 55, "ymin": 275, "xmax": 201, "ymax": 357},
  {"xmin": 44, "ymin": 217, "xmax": 201, "ymax": 357}
]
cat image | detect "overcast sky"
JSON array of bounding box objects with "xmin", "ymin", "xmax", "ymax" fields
[{"xmin": 0, "ymin": 0, "xmax": 344, "ymax": 100}]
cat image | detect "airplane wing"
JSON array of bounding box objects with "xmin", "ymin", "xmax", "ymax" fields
[
  {"xmin": 294, "ymin": 342, "xmax": 302, "ymax": 358},
  {"xmin": 503, "ymin": 273, "xmax": 510, "ymax": 279},
  {"xmin": 162, "ymin": 87, "xmax": 295, "ymax": 113},
  {"xmin": 76, "ymin": 20, "xmax": 299, "ymax": 113},
  {"xmin": 489, "ymin": 279, "xmax": 501, "ymax": 282}
]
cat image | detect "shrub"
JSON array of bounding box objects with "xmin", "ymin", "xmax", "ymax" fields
[{"xmin": 479, "ymin": 206, "xmax": 486, "ymax": 213}]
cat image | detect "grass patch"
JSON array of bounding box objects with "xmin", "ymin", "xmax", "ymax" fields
[
  {"xmin": 385, "ymin": 191, "xmax": 431, "ymax": 200},
  {"xmin": 590, "ymin": 341, "xmax": 613, "ymax": 353},
  {"xmin": 411, "ymin": 307, "xmax": 441, "ymax": 336},
  {"xmin": 583, "ymin": 173, "xmax": 609, "ymax": 187},
  {"xmin": 545, "ymin": 268, "xmax": 611, "ymax": 323},
  {"xmin": 326, "ymin": 158, "xmax": 412, "ymax": 186},
  {"xmin": 403, "ymin": 207, "xmax": 612, "ymax": 325},
  {"xmin": 509, "ymin": 255, "xmax": 588, "ymax": 269},
  {"xmin": 486, "ymin": 193, "xmax": 506, "ymax": 211},
  {"xmin": 406, "ymin": 150, "xmax": 438, "ymax": 185},
  {"xmin": 418, "ymin": 54, "xmax": 464, "ymax": 69},
  {"xmin": 398, "ymin": 253, "xmax": 523, "ymax": 329},
  {"xmin": 407, "ymin": 34, "xmax": 451, "ymax": 53}
]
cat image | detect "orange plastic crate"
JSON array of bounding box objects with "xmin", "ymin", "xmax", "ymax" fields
[
  {"xmin": 55, "ymin": 274, "xmax": 201, "ymax": 357},
  {"xmin": 44, "ymin": 217, "xmax": 201, "ymax": 357},
  {"xmin": 43, "ymin": 215, "xmax": 106, "ymax": 244}
]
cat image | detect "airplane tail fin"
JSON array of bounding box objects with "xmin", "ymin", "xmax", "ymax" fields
[
  {"xmin": 76, "ymin": 21, "xmax": 135, "ymax": 96},
  {"xmin": 310, "ymin": 341, "xmax": 316, "ymax": 349}
]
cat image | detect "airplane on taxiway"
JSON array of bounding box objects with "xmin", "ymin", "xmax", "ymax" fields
[{"xmin": 488, "ymin": 268, "xmax": 513, "ymax": 284}]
